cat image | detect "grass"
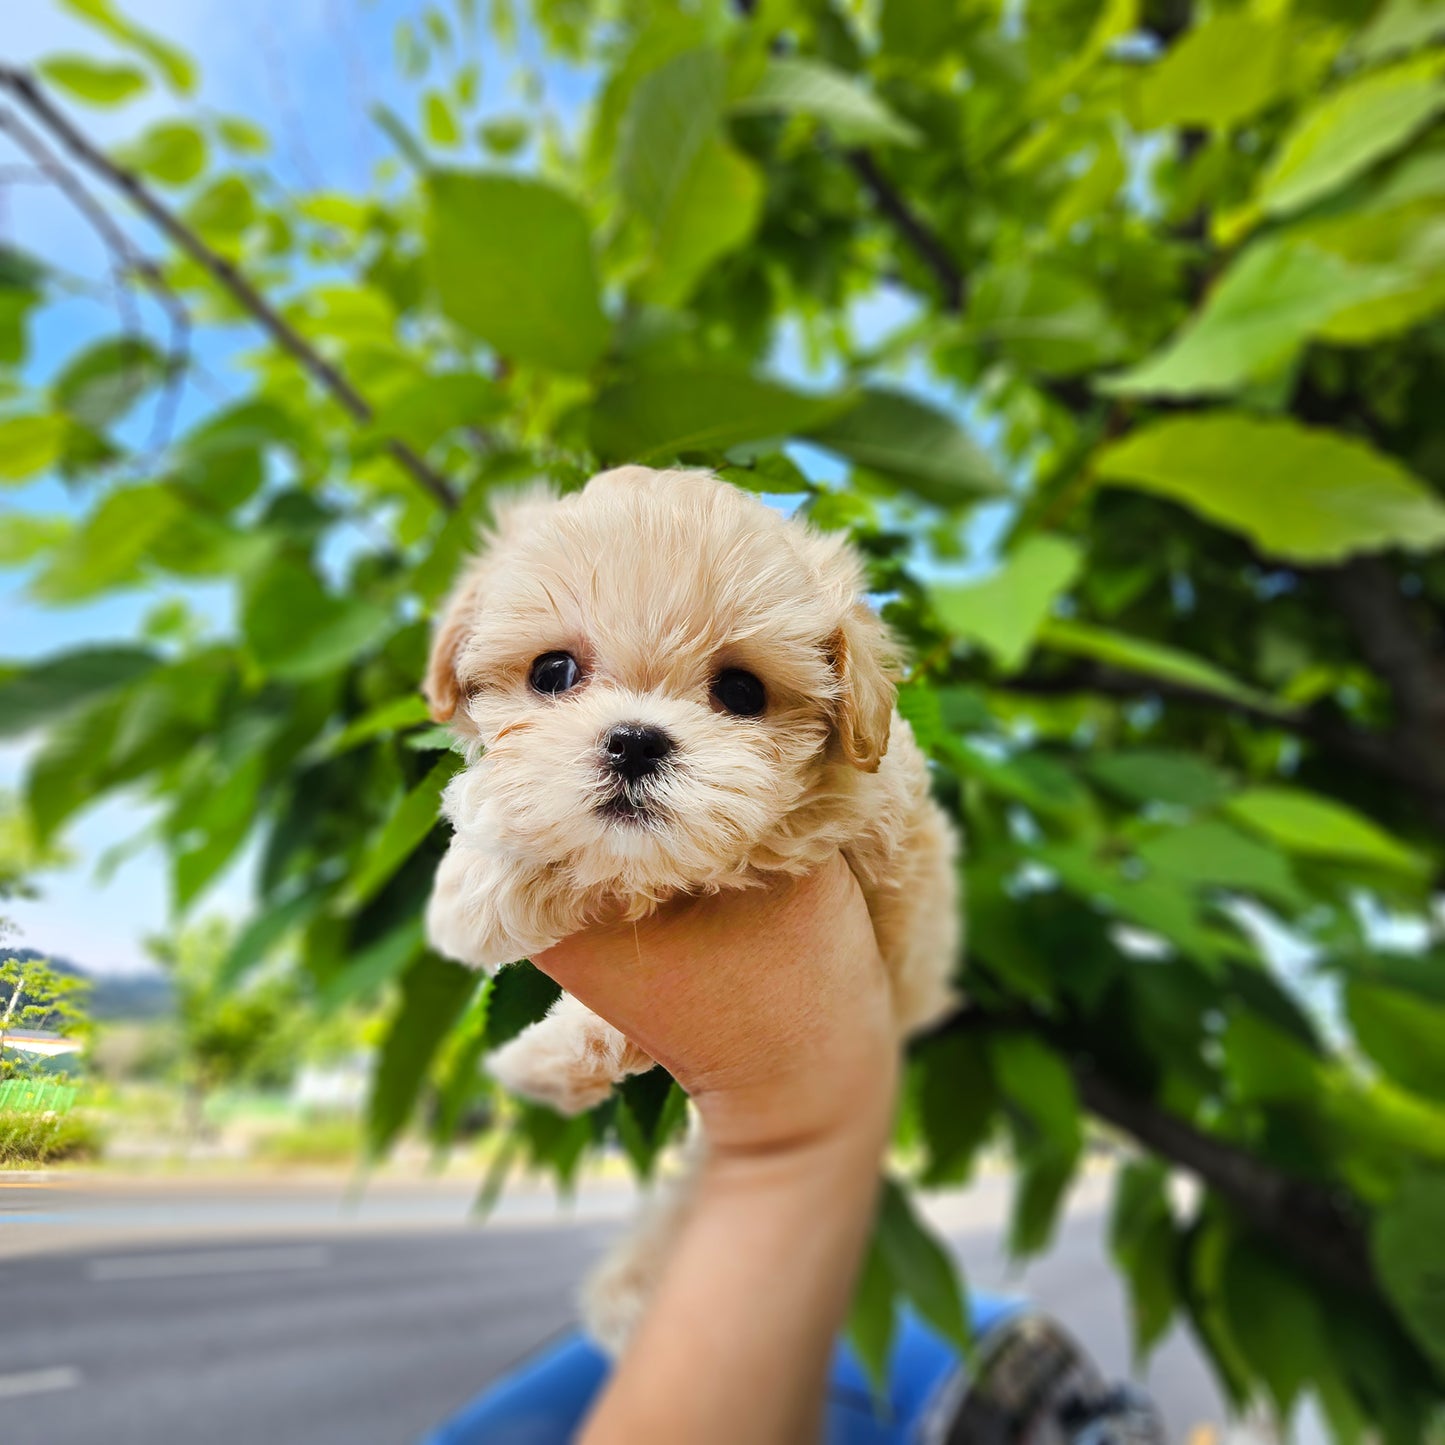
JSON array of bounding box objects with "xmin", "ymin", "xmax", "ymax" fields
[
  {"xmin": 0, "ymin": 1108, "xmax": 104, "ymax": 1166},
  {"xmin": 251, "ymin": 1115, "xmax": 364, "ymax": 1165}
]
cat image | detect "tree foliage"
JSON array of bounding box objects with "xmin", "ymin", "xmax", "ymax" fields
[
  {"xmin": 0, "ymin": 953, "xmax": 90, "ymax": 1080},
  {"xmin": 2, "ymin": 0, "xmax": 1444, "ymax": 1432}
]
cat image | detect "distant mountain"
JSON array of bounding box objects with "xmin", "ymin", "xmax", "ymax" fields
[{"xmin": 4, "ymin": 948, "xmax": 173, "ymax": 1022}]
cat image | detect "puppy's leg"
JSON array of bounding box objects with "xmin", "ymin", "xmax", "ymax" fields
[
  {"xmin": 582, "ymin": 1143, "xmax": 700, "ymax": 1355},
  {"xmin": 425, "ymin": 839, "xmax": 567, "ymax": 974},
  {"xmin": 488, "ymin": 992, "xmax": 655, "ymax": 1116}
]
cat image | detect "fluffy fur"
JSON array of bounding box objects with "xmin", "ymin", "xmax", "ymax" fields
[{"xmin": 423, "ymin": 465, "xmax": 962, "ymax": 1348}]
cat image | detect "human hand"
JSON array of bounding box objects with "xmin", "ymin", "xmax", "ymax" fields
[{"xmin": 533, "ymin": 853, "xmax": 898, "ymax": 1159}]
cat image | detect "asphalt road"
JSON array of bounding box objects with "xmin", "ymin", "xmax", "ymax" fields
[{"xmin": 0, "ymin": 1170, "xmax": 1229, "ymax": 1445}]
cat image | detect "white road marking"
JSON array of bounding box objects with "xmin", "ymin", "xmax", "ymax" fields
[
  {"xmin": 89, "ymin": 1244, "xmax": 331, "ymax": 1282},
  {"xmin": 0, "ymin": 1366, "xmax": 82, "ymax": 1399}
]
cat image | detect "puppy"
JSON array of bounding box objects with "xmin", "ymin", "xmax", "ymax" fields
[{"xmin": 423, "ymin": 465, "xmax": 961, "ymax": 1348}]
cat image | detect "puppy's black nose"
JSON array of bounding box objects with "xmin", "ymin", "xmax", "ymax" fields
[{"xmin": 603, "ymin": 723, "xmax": 674, "ymax": 782}]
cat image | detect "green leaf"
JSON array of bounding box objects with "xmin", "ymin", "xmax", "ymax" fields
[
  {"xmin": 590, "ymin": 366, "xmax": 838, "ymax": 463},
  {"xmin": 878, "ymin": 0, "xmax": 955, "ymax": 58},
  {"xmin": 846, "ymin": 1218, "xmax": 898, "ymax": 1394},
  {"xmin": 1323, "ymin": 948, "xmax": 1445, "ymax": 1006},
  {"xmin": 427, "ymin": 170, "xmax": 608, "ymax": 373},
  {"xmin": 1086, "ymin": 750, "xmax": 1233, "ymax": 810},
  {"xmin": 1222, "ymin": 1243, "xmax": 1327, "ymax": 1416},
  {"xmin": 1137, "ymin": 821, "xmax": 1306, "ymax": 908},
  {"xmin": 1040, "ymin": 618, "xmax": 1284, "ymax": 713},
  {"xmin": 343, "ymin": 756, "xmax": 460, "ymax": 908},
  {"xmin": 944, "ymin": 741, "xmax": 1094, "ymax": 825},
  {"xmin": 370, "ymin": 103, "xmax": 429, "ymax": 172},
  {"xmin": 1226, "ymin": 786, "xmax": 1429, "ymax": 878},
  {"xmin": 60, "ymin": 0, "xmax": 196, "ymax": 93},
  {"xmin": 0, "ymin": 415, "xmax": 67, "ymax": 482},
  {"xmin": 321, "ymin": 695, "xmax": 433, "ymax": 758},
  {"xmin": 1221, "ymin": 1012, "xmax": 1323, "ymax": 1105},
  {"xmin": 988, "ymin": 1031, "xmax": 1081, "ymax": 1156},
  {"xmin": 1357, "ymin": 0, "xmax": 1445, "ymax": 61},
  {"xmin": 367, "ymin": 954, "xmax": 479, "ymax": 1157},
  {"xmin": 119, "ymin": 121, "xmax": 207, "ymax": 186},
  {"xmin": 616, "ymin": 48, "xmax": 726, "ymax": 227},
  {"xmin": 639, "ymin": 138, "xmax": 764, "ymax": 308},
  {"xmin": 54, "ymin": 336, "xmax": 166, "ymax": 428},
  {"xmin": 969, "ymin": 264, "xmax": 1130, "ymax": 377},
  {"xmin": 25, "ymin": 693, "xmax": 121, "ymax": 842},
  {"xmin": 802, "ymin": 389, "xmax": 1004, "ymax": 502},
  {"xmin": 483, "ymin": 960, "xmax": 562, "ymax": 1048},
  {"xmin": 1373, "ymin": 1171, "xmax": 1445, "ymax": 1373},
  {"xmin": 172, "ymin": 748, "xmax": 267, "ymax": 910},
  {"xmin": 914, "ymin": 1030, "xmax": 997, "ymax": 1185},
  {"xmin": 31, "ymin": 484, "xmax": 186, "ymax": 603},
  {"xmin": 219, "ymin": 890, "xmax": 321, "ymax": 990},
  {"xmin": 1109, "ymin": 1161, "xmax": 1177, "ymax": 1361},
  {"xmin": 478, "ymin": 116, "xmax": 529, "ymax": 156},
  {"xmin": 1104, "ymin": 241, "xmax": 1405, "ymax": 397},
  {"xmin": 431, "ymin": 985, "xmax": 492, "ymax": 1150},
  {"xmin": 1009, "ymin": 1144, "xmax": 1079, "ymax": 1258},
  {"xmin": 37, "ymin": 55, "xmax": 149, "ymax": 106},
  {"xmin": 321, "ymin": 918, "xmax": 426, "ymax": 1009},
  {"xmin": 186, "ymin": 176, "xmax": 257, "ymax": 238},
  {"xmin": 241, "ymin": 559, "xmax": 392, "ymax": 682},
  {"xmin": 616, "ymin": 1070, "xmax": 685, "ymax": 1178},
  {"xmin": 1248, "ymin": 53, "xmax": 1445, "ymax": 224},
  {"xmin": 733, "ymin": 57, "xmax": 921, "ymax": 147},
  {"xmin": 1131, "ymin": 12, "xmax": 1290, "ymax": 130},
  {"xmin": 1034, "ymin": 840, "xmax": 1235, "ymax": 969},
  {"xmin": 1346, "ymin": 980, "xmax": 1445, "ymax": 1099},
  {"xmin": 930, "ymin": 536, "xmax": 1081, "ymax": 669},
  {"xmin": 1094, "ymin": 415, "xmax": 1445, "ymax": 563},
  {"xmin": 423, "ymin": 90, "xmax": 461, "ymax": 147},
  {"xmin": 878, "ymin": 1178, "xmax": 969, "ymax": 1350},
  {"xmin": 368, "ymin": 373, "xmax": 501, "ymax": 450},
  {"xmin": 0, "ymin": 646, "xmax": 157, "ymax": 739},
  {"xmin": 0, "ymin": 513, "xmax": 70, "ymax": 566}
]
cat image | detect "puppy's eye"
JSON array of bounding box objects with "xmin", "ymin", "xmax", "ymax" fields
[
  {"xmin": 712, "ymin": 669, "xmax": 766, "ymax": 717},
  {"xmin": 530, "ymin": 652, "xmax": 582, "ymax": 696}
]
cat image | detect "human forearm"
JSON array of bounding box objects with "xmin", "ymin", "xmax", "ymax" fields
[{"xmin": 580, "ymin": 1122, "xmax": 890, "ymax": 1445}]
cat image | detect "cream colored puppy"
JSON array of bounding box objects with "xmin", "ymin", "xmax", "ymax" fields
[{"xmin": 423, "ymin": 465, "xmax": 961, "ymax": 1346}]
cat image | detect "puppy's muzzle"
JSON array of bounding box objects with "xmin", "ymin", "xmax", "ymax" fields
[{"xmin": 602, "ymin": 723, "xmax": 674, "ymax": 784}]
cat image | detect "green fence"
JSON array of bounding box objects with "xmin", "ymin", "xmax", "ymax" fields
[{"xmin": 0, "ymin": 1080, "xmax": 78, "ymax": 1115}]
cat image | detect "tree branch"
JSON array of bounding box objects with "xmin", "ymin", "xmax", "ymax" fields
[
  {"xmin": 1074, "ymin": 1067, "xmax": 1375, "ymax": 1297},
  {"xmin": 0, "ymin": 104, "xmax": 190, "ymax": 459},
  {"xmin": 844, "ymin": 149, "xmax": 966, "ymax": 312},
  {"xmin": 997, "ymin": 662, "xmax": 1439, "ymax": 799},
  {"xmin": 920, "ymin": 1005, "xmax": 1376, "ymax": 1299},
  {"xmin": 0, "ymin": 66, "xmax": 458, "ymax": 513}
]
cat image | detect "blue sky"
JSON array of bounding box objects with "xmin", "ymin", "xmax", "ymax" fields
[{"xmin": 2, "ymin": 0, "xmax": 608, "ymax": 973}]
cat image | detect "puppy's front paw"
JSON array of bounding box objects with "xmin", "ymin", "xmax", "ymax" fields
[
  {"xmin": 486, "ymin": 994, "xmax": 654, "ymax": 1117},
  {"xmin": 425, "ymin": 841, "xmax": 556, "ymax": 973},
  {"xmin": 487, "ymin": 1031, "xmax": 619, "ymax": 1115}
]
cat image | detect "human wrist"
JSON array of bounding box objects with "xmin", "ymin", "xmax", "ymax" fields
[{"xmin": 691, "ymin": 1041, "xmax": 900, "ymax": 1167}]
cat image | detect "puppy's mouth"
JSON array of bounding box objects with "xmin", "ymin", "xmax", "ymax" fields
[{"xmin": 594, "ymin": 785, "xmax": 665, "ymax": 826}]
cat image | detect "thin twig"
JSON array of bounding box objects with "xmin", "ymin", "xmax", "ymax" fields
[
  {"xmin": 845, "ymin": 149, "xmax": 966, "ymax": 312},
  {"xmin": 0, "ymin": 104, "xmax": 187, "ymax": 461},
  {"xmin": 997, "ymin": 663, "xmax": 1439, "ymax": 798},
  {"xmin": 0, "ymin": 66, "xmax": 458, "ymax": 512}
]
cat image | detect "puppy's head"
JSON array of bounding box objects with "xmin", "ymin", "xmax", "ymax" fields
[{"xmin": 426, "ymin": 466, "xmax": 895, "ymax": 899}]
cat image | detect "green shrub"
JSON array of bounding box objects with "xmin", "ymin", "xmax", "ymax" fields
[
  {"xmin": 252, "ymin": 1116, "xmax": 362, "ymax": 1166},
  {"xmin": 0, "ymin": 1109, "xmax": 104, "ymax": 1166}
]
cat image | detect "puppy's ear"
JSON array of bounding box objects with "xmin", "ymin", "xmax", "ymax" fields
[
  {"xmin": 827, "ymin": 602, "xmax": 896, "ymax": 773},
  {"xmin": 424, "ymin": 484, "xmax": 557, "ymax": 723},
  {"xmin": 424, "ymin": 569, "xmax": 484, "ymax": 723}
]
